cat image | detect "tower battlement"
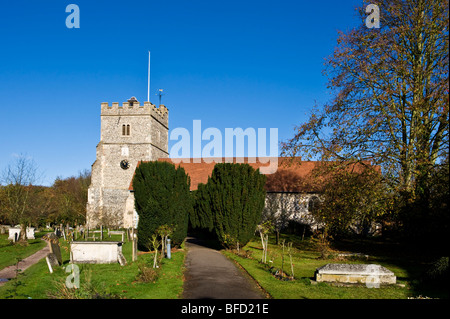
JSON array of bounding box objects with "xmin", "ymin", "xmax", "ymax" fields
[{"xmin": 100, "ymin": 98, "xmax": 168, "ymax": 125}]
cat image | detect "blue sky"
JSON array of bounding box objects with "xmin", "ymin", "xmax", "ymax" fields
[{"xmin": 0, "ymin": 0, "xmax": 364, "ymax": 186}]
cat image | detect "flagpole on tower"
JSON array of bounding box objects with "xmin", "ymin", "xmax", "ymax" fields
[{"xmin": 147, "ymin": 51, "xmax": 151, "ymax": 102}]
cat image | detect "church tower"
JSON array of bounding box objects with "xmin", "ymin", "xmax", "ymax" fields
[{"xmin": 86, "ymin": 97, "xmax": 169, "ymax": 228}]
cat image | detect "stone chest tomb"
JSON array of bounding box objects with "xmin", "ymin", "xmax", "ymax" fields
[
  {"xmin": 70, "ymin": 241, "xmax": 126, "ymax": 265},
  {"xmin": 315, "ymin": 263, "xmax": 396, "ymax": 286}
]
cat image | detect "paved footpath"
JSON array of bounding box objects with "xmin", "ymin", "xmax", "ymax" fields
[
  {"xmin": 182, "ymin": 237, "xmax": 267, "ymax": 299},
  {"xmin": 0, "ymin": 245, "xmax": 50, "ymax": 286}
]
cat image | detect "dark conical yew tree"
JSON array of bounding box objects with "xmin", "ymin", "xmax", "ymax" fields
[
  {"xmin": 191, "ymin": 183, "xmax": 214, "ymax": 232},
  {"xmin": 206, "ymin": 163, "xmax": 266, "ymax": 248},
  {"xmin": 132, "ymin": 161, "xmax": 192, "ymax": 250}
]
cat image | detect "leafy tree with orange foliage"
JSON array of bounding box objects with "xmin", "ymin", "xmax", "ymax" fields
[{"xmin": 52, "ymin": 170, "xmax": 90, "ymax": 225}]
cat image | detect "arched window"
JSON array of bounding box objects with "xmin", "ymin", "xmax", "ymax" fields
[
  {"xmin": 308, "ymin": 196, "xmax": 320, "ymax": 213},
  {"xmin": 122, "ymin": 124, "xmax": 131, "ymax": 136}
]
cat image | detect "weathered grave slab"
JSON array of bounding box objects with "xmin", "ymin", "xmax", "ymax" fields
[
  {"xmin": 118, "ymin": 251, "xmax": 127, "ymax": 266},
  {"xmin": 315, "ymin": 263, "xmax": 396, "ymax": 286},
  {"xmin": 45, "ymin": 253, "xmax": 60, "ymax": 273},
  {"xmin": 43, "ymin": 233, "xmax": 62, "ymax": 265},
  {"xmin": 70, "ymin": 241, "xmax": 125, "ymax": 265}
]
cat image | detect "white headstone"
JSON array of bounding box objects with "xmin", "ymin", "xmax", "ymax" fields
[
  {"xmin": 26, "ymin": 227, "xmax": 35, "ymax": 239},
  {"xmin": 8, "ymin": 228, "xmax": 21, "ymax": 242}
]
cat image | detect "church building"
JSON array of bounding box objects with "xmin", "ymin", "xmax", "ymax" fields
[{"xmin": 86, "ymin": 96, "xmax": 377, "ymax": 235}]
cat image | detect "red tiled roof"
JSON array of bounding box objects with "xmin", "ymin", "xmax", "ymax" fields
[
  {"xmin": 129, "ymin": 157, "xmax": 376, "ymax": 192},
  {"xmin": 159, "ymin": 157, "xmax": 299, "ymax": 191}
]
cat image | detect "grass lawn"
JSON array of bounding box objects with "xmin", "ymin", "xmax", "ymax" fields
[
  {"xmin": 0, "ymin": 232, "xmax": 48, "ymax": 270},
  {"xmin": 2, "ymin": 230, "xmax": 446, "ymax": 300},
  {"xmin": 223, "ymin": 234, "xmax": 449, "ymax": 299},
  {"xmin": 0, "ymin": 233, "xmax": 186, "ymax": 299}
]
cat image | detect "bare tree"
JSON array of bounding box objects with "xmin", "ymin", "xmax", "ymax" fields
[{"xmin": 1, "ymin": 154, "xmax": 41, "ymax": 241}]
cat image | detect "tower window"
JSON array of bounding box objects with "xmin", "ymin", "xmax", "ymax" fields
[{"xmin": 122, "ymin": 124, "xmax": 130, "ymax": 136}]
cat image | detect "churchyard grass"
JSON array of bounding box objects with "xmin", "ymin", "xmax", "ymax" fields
[
  {"xmin": 223, "ymin": 234, "xmax": 446, "ymax": 299},
  {"xmin": 0, "ymin": 233, "xmax": 186, "ymax": 299},
  {"xmin": 0, "ymin": 232, "xmax": 47, "ymax": 270}
]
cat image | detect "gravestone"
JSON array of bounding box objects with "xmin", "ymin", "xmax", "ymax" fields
[
  {"xmin": 0, "ymin": 225, "xmax": 9, "ymax": 234},
  {"xmin": 8, "ymin": 227, "xmax": 35, "ymax": 241},
  {"xmin": 8, "ymin": 228, "xmax": 21, "ymax": 242},
  {"xmin": 26, "ymin": 227, "xmax": 35, "ymax": 239},
  {"xmin": 55, "ymin": 228, "xmax": 62, "ymax": 237},
  {"xmin": 45, "ymin": 253, "xmax": 60, "ymax": 273},
  {"xmin": 43, "ymin": 233, "xmax": 62, "ymax": 265},
  {"xmin": 118, "ymin": 251, "xmax": 127, "ymax": 266},
  {"xmin": 315, "ymin": 263, "xmax": 396, "ymax": 287}
]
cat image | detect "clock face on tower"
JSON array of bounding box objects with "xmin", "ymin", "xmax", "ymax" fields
[{"xmin": 120, "ymin": 159, "xmax": 130, "ymax": 170}]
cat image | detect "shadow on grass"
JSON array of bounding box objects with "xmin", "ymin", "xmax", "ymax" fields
[{"xmin": 330, "ymin": 237, "xmax": 449, "ymax": 298}]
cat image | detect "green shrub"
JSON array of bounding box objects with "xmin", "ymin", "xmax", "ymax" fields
[
  {"xmin": 425, "ymin": 256, "xmax": 449, "ymax": 281},
  {"xmin": 133, "ymin": 161, "xmax": 192, "ymax": 250},
  {"xmin": 136, "ymin": 263, "xmax": 160, "ymax": 283}
]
